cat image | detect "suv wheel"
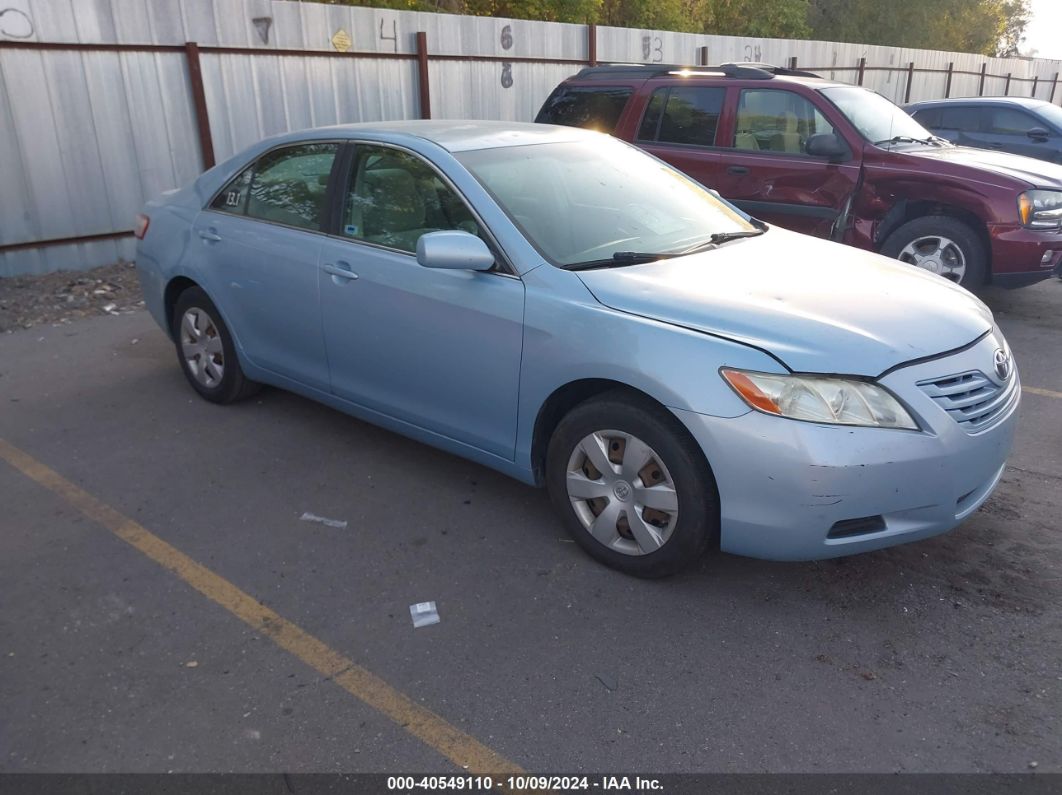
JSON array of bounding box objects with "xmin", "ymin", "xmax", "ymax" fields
[
  {"xmin": 881, "ymin": 215, "xmax": 987, "ymax": 288},
  {"xmin": 546, "ymin": 391, "xmax": 718, "ymax": 578}
]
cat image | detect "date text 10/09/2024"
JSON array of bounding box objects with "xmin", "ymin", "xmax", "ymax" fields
[{"xmin": 386, "ymin": 776, "xmax": 664, "ymax": 791}]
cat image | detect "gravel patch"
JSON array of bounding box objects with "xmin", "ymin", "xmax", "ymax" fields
[{"xmin": 0, "ymin": 261, "xmax": 145, "ymax": 333}]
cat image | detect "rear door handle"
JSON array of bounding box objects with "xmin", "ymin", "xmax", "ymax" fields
[
  {"xmin": 198, "ymin": 228, "xmax": 222, "ymax": 243},
  {"xmin": 727, "ymin": 166, "xmax": 749, "ymax": 175},
  {"xmin": 323, "ymin": 262, "xmax": 359, "ymax": 283}
]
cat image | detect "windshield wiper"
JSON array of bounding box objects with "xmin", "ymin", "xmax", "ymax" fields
[
  {"xmin": 564, "ymin": 251, "xmax": 680, "ymax": 271},
  {"xmin": 564, "ymin": 227, "xmax": 767, "ymax": 271},
  {"xmin": 874, "ymin": 135, "xmax": 939, "ymax": 147}
]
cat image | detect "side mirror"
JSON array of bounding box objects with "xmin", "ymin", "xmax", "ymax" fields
[
  {"xmin": 805, "ymin": 133, "xmax": 848, "ymax": 161},
  {"xmin": 416, "ymin": 230, "xmax": 494, "ymax": 271},
  {"xmin": 1027, "ymin": 126, "xmax": 1050, "ymax": 141}
]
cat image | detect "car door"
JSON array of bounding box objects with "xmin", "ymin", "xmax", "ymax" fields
[
  {"xmin": 709, "ymin": 87, "xmax": 859, "ymax": 238},
  {"xmin": 193, "ymin": 142, "xmax": 340, "ymax": 391},
  {"xmin": 317, "ymin": 143, "xmax": 524, "ymax": 460},
  {"xmin": 632, "ymin": 84, "xmax": 729, "ymax": 191}
]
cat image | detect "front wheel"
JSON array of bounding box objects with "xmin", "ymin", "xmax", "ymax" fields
[
  {"xmin": 546, "ymin": 392, "xmax": 718, "ymax": 578},
  {"xmin": 880, "ymin": 215, "xmax": 987, "ymax": 289}
]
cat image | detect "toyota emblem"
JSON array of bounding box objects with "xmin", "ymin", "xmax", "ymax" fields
[{"xmin": 993, "ymin": 348, "xmax": 1012, "ymax": 381}]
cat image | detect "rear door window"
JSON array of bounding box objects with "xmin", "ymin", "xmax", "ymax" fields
[
  {"xmin": 637, "ymin": 86, "xmax": 725, "ymax": 147},
  {"xmin": 937, "ymin": 106, "xmax": 981, "ymax": 131},
  {"xmin": 535, "ymin": 87, "xmax": 631, "ymax": 133},
  {"xmin": 911, "ymin": 107, "xmax": 942, "ymax": 128},
  {"xmin": 210, "ymin": 143, "xmax": 339, "ymax": 232}
]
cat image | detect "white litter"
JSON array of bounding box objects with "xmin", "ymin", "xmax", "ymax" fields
[
  {"xmin": 409, "ymin": 601, "xmax": 440, "ymax": 628},
  {"xmin": 299, "ymin": 512, "xmax": 348, "ymax": 529}
]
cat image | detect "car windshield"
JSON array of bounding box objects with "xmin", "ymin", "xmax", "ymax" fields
[
  {"xmin": 821, "ymin": 86, "xmax": 937, "ymax": 146},
  {"xmin": 455, "ymin": 138, "xmax": 757, "ymax": 268}
]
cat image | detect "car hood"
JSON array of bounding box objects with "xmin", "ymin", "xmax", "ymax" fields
[
  {"xmin": 575, "ymin": 229, "xmax": 993, "ymax": 376},
  {"xmin": 903, "ymin": 144, "xmax": 1062, "ymax": 188}
]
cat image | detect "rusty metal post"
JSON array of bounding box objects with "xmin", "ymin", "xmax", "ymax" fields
[
  {"xmin": 857, "ymin": 57, "xmax": 866, "ymax": 85},
  {"xmin": 978, "ymin": 63, "xmax": 987, "ymax": 96},
  {"xmin": 1051, "ymin": 72, "xmax": 1059, "ymax": 104},
  {"xmin": 697, "ymin": 46, "xmax": 708, "ymax": 66},
  {"xmin": 184, "ymin": 42, "xmax": 215, "ymax": 171},
  {"xmin": 587, "ymin": 23, "xmax": 597, "ymax": 66},
  {"xmin": 416, "ymin": 31, "xmax": 430, "ymax": 120},
  {"xmin": 904, "ymin": 61, "xmax": 915, "ymax": 103},
  {"xmin": 1004, "ymin": 72, "xmax": 1012, "ymax": 95},
  {"xmin": 1031, "ymin": 75, "xmax": 1039, "ymax": 98},
  {"xmin": 788, "ymin": 56, "xmax": 797, "ymax": 70},
  {"xmin": 944, "ymin": 62, "xmax": 953, "ymax": 98}
]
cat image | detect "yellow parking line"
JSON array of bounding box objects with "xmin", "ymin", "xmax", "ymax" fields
[
  {"xmin": 0, "ymin": 438, "xmax": 524, "ymax": 778},
  {"xmin": 1025, "ymin": 386, "xmax": 1062, "ymax": 400}
]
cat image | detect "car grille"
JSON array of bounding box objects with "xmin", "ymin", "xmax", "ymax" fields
[{"xmin": 918, "ymin": 370, "xmax": 1019, "ymax": 433}]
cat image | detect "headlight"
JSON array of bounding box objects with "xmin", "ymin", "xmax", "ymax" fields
[
  {"xmin": 1018, "ymin": 190, "xmax": 1062, "ymax": 229},
  {"xmin": 721, "ymin": 369, "xmax": 918, "ymax": 429}
]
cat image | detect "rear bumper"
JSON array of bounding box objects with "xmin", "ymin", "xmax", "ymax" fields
[
  {"xmin": 672, "ymin": 331, "xmax": 1019, "ymax": 561},
  {"xmin": 988, "ymin": 224, "xmax": 1062, "ymax": 286}
]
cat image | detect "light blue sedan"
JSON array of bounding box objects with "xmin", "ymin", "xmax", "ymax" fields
[{"xmin": 135, "ymin": 121, "xmax": 1019, "ymax": 577}]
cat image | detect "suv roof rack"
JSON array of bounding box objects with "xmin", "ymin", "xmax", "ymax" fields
[{"xmin": 572, "ymin": 62, "xmax": 821, "ymax": 81}]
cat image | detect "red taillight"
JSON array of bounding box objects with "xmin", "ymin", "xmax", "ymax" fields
[{"xmin": 134, "ymin": 213, "xmax": 150, "ymax": 240}]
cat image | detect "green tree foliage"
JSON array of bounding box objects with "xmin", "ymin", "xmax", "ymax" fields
[
  {"xmin": 808, "ymin": 0, "xmax": 1031, "ymax": 56},
  {"xmin": 308, "ymin": 0, "xmax": 1029, "ymax": 55}
]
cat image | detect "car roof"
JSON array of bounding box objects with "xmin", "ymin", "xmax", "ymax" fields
[
  {"xmin": 270, "ymin": 120, "xmax": 596, "ymax": 153},
  {"xmin": 907, "ymin": 96, "xmax": 1051, "ymax": 110},
  {"xmin": 562, "ymin": 62, "xmax": 850, "ymax": 90}
]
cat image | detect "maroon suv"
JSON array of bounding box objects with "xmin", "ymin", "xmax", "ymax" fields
[{"xmin": 536, "ymin": 63, "xmax": 1062, "ymax": 288}]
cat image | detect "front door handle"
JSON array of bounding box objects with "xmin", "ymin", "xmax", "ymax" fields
[
  {"xmin": 727, "ymin": 165, "xmax": 749, "ymax": 175},
  {"xmin": 323, "ymin": 262, "xmax": 359, "ymax": 283},
  {"xmin": 198, "ymin": 228, "xmax": 222, "ymax": 243}
]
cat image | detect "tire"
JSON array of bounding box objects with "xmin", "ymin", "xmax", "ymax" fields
[
  {"xmin": 172, "ymin": 286, "xmax": 260, "ymax": 404},
  {"xmin": 546, "ymin": 391, "xmax": 718, "ymax": 578},
  {"xmin": 880, "ymin": 215, "xmax": 987, "ymax": 289}
]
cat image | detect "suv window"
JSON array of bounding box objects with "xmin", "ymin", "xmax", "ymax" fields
[
  {"xmin": 937, "ymin": 106, "xmax": 981, "ymax": 131},
  {"xmin": 210, "ymin": 143, "xmax": 339, "ymax": 231},
  {"xmin": 987, "ymin": 107, "xmax": 1039, "ymax": 135},
  {"xmin": 536, "ymin": 87, "xmax": 631, "ymax": 134},
  {"xmin": 637, "ymin": 86, "xmax": 724, "ymax": 147},
  {"xmin": 342, "ymin": 145, "xmax": 479, "ymax": 254},
  {"xmin": 732, "ymin": 89, "xmax": 835, "ymax": 155},
  {"xmin": 910, "ymin": 108, "xmax": 942, "ymax": 128}
]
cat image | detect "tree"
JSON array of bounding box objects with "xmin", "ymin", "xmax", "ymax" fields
[{"xmin": 808, "ymin": 0, "xmax": 1031, "ymax": 57}]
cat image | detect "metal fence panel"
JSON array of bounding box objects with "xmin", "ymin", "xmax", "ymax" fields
[{"xmin": 2, "ymin": 0, "xmax": 1061, "ymax": 275}]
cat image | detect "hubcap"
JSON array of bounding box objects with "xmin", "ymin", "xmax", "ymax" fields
[
  {"xmin": 179, "ymin": 308, "xmax": 224, "ymax": 388},
  {"xmin": 897, "ymin": 235, "xmax": 967, "ymax": 283},
  {"xmin": 565, "ymin": 430, "xmax": 679, "ymax": 556}
]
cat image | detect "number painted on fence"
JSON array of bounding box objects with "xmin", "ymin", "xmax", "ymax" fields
[
  {"xmin": 379, "ymin": 19, "xmax": 397, "ymax": 52},
  {"xmin": 501, "ymin": 62, "xmax": 513, "ymax": 89},
  {"xmin": 500, "ymin": 24, "xmax": 512, "ymax": 50},
  {"xmin": 642, "ymin": 35, "xmax": 662, "ymax": 63},
  {"xmin": 0, "ymin": 7, "xmax": 34, "ymax": 39}
]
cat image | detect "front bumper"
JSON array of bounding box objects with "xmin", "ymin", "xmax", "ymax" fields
[
  {"xmin": 988, "ymin": 224, "xmax": 1062, "ymax": 287},
  {"xmin": 674, "ymin": 331, "xmax": 1019, "ymax": 561}
]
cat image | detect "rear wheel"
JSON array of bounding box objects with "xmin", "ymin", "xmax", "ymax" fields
[
  {"xmin": 546, "ymin": 391, "xmax": 718, "ymax": 578},
  {"xmin": 172, "ymin": 286, "xmax": 260, "ymax": 404},
  {"xmin": 880, "ymin": 215, "xmax": 987, "ymax": 288}
]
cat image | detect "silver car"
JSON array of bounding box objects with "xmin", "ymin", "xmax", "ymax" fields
[{"xmin": 135, "ymin": 121, "xmax": 1019, "ymax": 577}]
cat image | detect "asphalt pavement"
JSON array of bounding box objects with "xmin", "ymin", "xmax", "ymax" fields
[{"xmin": 1, "ymin": 278, "xmax": 1060, "ymax": 775}]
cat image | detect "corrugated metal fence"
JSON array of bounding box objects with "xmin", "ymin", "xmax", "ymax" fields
[{"xmin": 2, "ymin": 0, "xmax": 1061, "ymax": 276}]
